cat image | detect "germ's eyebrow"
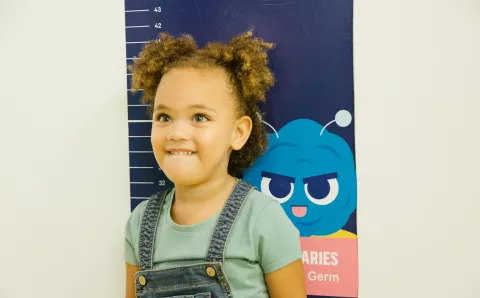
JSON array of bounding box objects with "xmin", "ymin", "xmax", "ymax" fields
[{"xmin": 261, "ymin": 171, "xmax": 296, "ymax": 183}]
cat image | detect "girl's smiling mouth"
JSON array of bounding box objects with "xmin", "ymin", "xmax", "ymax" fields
[{"xmin": 167, "ymin": 148, "xmax": 196, "ymax": 155}]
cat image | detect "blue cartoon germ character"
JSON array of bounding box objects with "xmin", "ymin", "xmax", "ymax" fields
[{"xmin": 243, "ymin": 110, "xmax": 357, "ymax": 238}]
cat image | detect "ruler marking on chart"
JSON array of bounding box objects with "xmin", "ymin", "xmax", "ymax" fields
[
  {"xmin": 126, "ymin": 2, "xmax": 167, "ymax": 207},
  {"xmin": 130, "ymin": 151, "xmax": 154, "ymax": 153},
  {"xmin": 125, "ymin": 9, "xmax": 149, "ymax": 13},
  {"xmin": 126, "ymin": 41, "xmax": 150, "ymax": 44},
  {"xmin": 126, "ymin": 25, "xmax": 150, "ymax": 29},
  {"xmin": 130, "ymin": 167, "xmax": 154, "ymax": 169}
]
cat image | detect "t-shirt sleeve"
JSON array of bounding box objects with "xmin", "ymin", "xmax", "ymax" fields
[
  {"xmin": 124, "ymin": 201, "xmax": 148, "ymax": 266},
  {"xmin": 254, "ymin": 200, "xmax": 303, "ymax": 274}
]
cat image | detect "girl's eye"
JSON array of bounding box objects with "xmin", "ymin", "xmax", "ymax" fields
[
  {"xmin": 193, "ymin": 114, "xmax": 208, "ymax": 123},
  {"xmin": 157, "ymin": 114, "xmax": 170, "ymax": 122}
]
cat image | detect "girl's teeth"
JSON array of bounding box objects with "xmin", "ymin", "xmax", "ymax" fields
[{"xmin": 170, "ymin": 151, "xmax": 193, "ymax": 155}]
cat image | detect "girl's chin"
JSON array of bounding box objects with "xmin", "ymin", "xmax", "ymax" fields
[
  {"xmin": 163, "ymin": 169, "xmax": 202, "ymax": 185},
  {"xmin": 161, "ymin": 153, "xmax": 199, "ymax": 168}
]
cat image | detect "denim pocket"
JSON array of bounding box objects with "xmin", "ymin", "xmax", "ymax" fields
[{"xmin": 167, "ymin": 293, "xmax": 211, "ymax": 298}]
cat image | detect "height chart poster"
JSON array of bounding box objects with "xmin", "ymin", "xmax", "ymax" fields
[{"xmin": 124, "ymin": 1, "xmax": 357, "ymax": 297}]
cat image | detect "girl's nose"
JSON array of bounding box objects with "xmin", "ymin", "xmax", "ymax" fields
[
  {"xmin": 166, "ymin": 124, "xmax": 191, "ymax": 141},
  {"xmin": 166, "ymin": 131, "xmax": 190, "ymax": 141}
]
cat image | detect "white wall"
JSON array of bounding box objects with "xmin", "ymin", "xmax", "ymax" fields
[
  {"xmin": 0, "ymin": 0, "xmax": 130, "ymax": 297},
  {"xmin": 0, "ymin": 0, "xmax": 478, "ymax": 297},
  {"xmin": 354, "ymin": 1, "xmax": 480, "ymax": 297}
]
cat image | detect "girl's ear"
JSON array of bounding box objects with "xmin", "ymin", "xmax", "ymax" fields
[{"xmin": 231, "ymin": 115, "xmax": 253, "ymax": 151}]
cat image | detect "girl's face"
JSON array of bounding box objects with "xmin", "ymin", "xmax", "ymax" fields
[{"xmin": 151, "ymin": 67, "xmax": 250, "ymax": 185}]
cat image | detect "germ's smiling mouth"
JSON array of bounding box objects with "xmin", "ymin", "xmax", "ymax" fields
[{"xmin": 294, "ymin": 215, "xmax": 324, "ymax": 226}]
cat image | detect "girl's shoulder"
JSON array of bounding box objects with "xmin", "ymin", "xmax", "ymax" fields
[
  {"xmin": 239, "ymin": 187, "xmax": 302, "ymax": 274},
  {"xmin": 240, "ymin": 188, "xmax": 293, "ymax": 229},
  {"xmin": 243, "ymin": 187, "xmax": 278, "ymax": 210},
  {"xmin": 131, "ymin": 189, "xmax": 172, "ymax": 213},
  {"xmin": 125, "ymin": 189, "xmax": 173, "ymax": 235}
]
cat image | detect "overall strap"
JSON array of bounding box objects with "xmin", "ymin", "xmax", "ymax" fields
[
  {"xmin": 205, "ymin": 180, "xmax": 255, "ymax": 263},
  {"xmin": 138, "ymin": 189, "xmax": 170, "ymax": 271}
]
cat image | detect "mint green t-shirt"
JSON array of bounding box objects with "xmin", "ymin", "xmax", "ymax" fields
[{"xmin": 124, "ymin": 188, "xmax": 302, "ymax": 297}]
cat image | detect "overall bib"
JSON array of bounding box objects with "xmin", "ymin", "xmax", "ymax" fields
[{"xmin": 135, "ymin": 180, "xmax": 255, "ymax": 298}]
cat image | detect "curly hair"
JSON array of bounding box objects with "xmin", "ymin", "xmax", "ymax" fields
[{"xmin": 128, "ymin": 30, "xmax": 275, "ymax": 177}]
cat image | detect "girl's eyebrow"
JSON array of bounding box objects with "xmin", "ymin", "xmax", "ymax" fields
[
  {"xmin": 188, "ymin": 104, "xmax": 216, "ymax": 112},
  {"xmin": 153, "ymin": 104, "xmax": 169, "ymax": 111},
  {"xmin": 154, "ymin": 104, "xmax": 216, "ymax": 112}
]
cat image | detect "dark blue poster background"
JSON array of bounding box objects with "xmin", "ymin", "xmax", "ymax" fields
[{"xmin": 125, "ymin": 1, "xmax": 356, "ymax": 297}]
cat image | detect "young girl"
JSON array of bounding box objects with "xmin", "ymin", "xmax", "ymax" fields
[{"xmin": 124, "ymin": 30, "xmax": 306, "ymax": 298}]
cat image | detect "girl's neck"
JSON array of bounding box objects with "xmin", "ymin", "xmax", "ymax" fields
[{"xmin": 173, "ymin": 174, "xmax": 237, "ymax": 206}]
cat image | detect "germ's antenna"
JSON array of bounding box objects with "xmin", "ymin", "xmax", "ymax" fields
[
  {"xmin": 320, "ymin": 110, "xmax": 352, "ymax": 136},
  {"xmin": 256, "ymin": 112, "xmax": 279, "ymax": 138}
]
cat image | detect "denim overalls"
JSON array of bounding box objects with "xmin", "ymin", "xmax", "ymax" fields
[{"xmin": 134, "ymin": 180, "xmax": 255, "ymax": 298}]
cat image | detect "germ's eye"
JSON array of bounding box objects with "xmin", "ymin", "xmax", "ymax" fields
[
  {"xmin": 260, "ymin": 172, "xmax": 295, "ymax": 204},
  {"xmin": 303, "ymin": 173, "xmax": 339, "ymax": 206}
]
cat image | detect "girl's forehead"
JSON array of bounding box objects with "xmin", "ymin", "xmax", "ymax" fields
[
  {"xmin": 155, "ymin": 67, "xmax": 237, "ymax": 110},
  {"xmin": 161, "ymin": 67, "xmax": 229, "ymax": 87}
]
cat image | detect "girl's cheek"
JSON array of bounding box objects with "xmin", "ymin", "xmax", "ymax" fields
[
  {"xmin": 151, "ymin": 129, "xmax": 165, "ymax": 147},
  {"xmin": 198, "ymin": 131, "xmax": 220, "ymax": 148}
]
